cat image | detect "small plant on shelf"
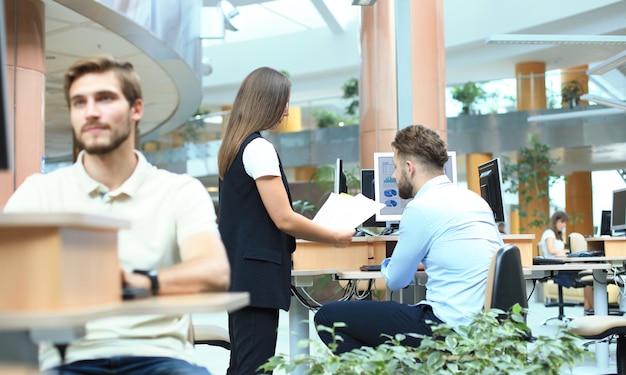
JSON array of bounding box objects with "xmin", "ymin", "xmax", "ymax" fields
[
  {"xmin": 451, "ymin": 81, "xmax": 487, "ymax": 115},
  {"xmin": 561, "ymin": 79, "xmax": 584, "ymax": 108}
]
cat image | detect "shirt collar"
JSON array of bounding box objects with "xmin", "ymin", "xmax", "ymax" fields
[
  {"xmin": 73, "ymin": 150, "xmax": 152, "ymax": 198},
  {"xmin": 414, "ymin": 174, "xmax": 451, "ymax": 199}
]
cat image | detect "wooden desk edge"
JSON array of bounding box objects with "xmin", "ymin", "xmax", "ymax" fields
[
  {"xmin": 0, "ymin": 292, "xmax": 249, "ymax": 330},
  {"xmin": 0, "ymin": 212, "xmax": 131, "ymax": 230}
]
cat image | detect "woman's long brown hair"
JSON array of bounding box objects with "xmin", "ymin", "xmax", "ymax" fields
[{"xmin": 217, "ymin": 67, "xmax": 291, "ymax": 179}]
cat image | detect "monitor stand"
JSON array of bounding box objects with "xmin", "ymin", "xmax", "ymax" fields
[
  {"xmin": 612, "ymin": 229, "xmax": 626, "ymax": 237},
  {"xmin": 380, "ymin": 222, "xmax": 399, "ymax": 235}
]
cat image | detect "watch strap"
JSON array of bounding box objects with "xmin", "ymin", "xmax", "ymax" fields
[{"xmin": 132, "ymin": 269, "xmax": 159, "ymax": 295}]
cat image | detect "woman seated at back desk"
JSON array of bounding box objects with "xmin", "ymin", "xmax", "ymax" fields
[{"xmin": 540, "ymin": 210, "xmax": 594, "ymax": 315}]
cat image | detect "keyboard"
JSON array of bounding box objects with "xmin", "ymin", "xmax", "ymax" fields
[
  {"xmin": 532, "ymin": 256, "xmax": 565, "ymax": 265},
  {"xmin": 360, "ymin": 264, "xmax": 381, "ymax": 272},
  {"xmin": 567, "ymin": 250, "xmax": 604, "ymax": 258}
]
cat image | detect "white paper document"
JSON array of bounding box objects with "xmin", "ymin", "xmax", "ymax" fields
[{"xmin": 312, "ymin": 193, "xmax": 386, "ymax": 230}]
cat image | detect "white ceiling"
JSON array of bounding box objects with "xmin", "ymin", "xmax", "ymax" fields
[{"xmin": 42, "ymin": 0, "xmax": 626, "ymax": 163}]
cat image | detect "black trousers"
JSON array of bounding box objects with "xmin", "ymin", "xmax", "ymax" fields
[
  {"xmin": 314, "ymin": 300, "xmax": 443, "ymax": 354},
  {"xmin": 227, "ymin": 306, "xmax": 279, "ymax": 375}
]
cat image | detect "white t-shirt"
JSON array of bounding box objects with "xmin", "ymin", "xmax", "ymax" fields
[
  {"xmin": 243, "ymin": 137, "xmax": 281, "ymax": 179},
  {"xmin": 540, "ymin": 229, "xmax": 564, "ymax": 258},
  {"xmin": 4, "ymin": 151, "xmax": 219, "ymax": 370}
]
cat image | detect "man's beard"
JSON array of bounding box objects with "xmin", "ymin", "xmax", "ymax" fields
[
  {"xmin": 397, "ymin": 171, "xmax": 414, "ymax": 199},
  {"xmin": 76, "ymin": 122, "xmax": 131, "ymax": 155}
]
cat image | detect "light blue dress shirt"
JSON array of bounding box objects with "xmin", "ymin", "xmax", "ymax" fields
[{"xmin": 381, "ymin": 175, "xmax": 503, "ymax": 327}]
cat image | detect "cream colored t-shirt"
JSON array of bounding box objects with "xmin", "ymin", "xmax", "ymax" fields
[{"xmin": 4, "ymin": 151, "xmax": 219, "ymax": 370}]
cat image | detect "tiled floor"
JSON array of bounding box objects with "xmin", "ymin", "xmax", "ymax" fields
[{"xmin": 192, "ymin": 289, "xmax": 619, "ymax": 375}]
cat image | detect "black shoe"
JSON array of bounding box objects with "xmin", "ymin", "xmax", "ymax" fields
[{"xmin": 584, "ymin": 309, "xmax": 594, "ymax": 316}]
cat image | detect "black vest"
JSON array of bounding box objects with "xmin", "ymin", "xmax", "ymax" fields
[{"xmin": 219, "ymin": 133, "xmax": 296, "ymax": 310}]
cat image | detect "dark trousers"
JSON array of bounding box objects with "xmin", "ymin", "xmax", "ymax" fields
[
  {"xmin": 314, "ymin": 300, "xmax": 443, "ymax": 354},
  {"xmin": 51, "ymin": 356, "xmax": 210, "ymax": 375},
  {"xmin": 227, "ymin": 306, "xmax": 279, "ymax": 375}
]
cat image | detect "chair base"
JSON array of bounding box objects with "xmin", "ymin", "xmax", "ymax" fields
[{"xmin": 542, "ymin": 284, "xmax": 582, "ymax": 325}]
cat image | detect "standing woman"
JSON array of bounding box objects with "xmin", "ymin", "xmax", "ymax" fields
[{"xmin": 217, "ymin": 67, "xmax": 355, "ymax": 374}]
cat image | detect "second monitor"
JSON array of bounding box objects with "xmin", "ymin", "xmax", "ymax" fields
[{"xmin": 477, "ymin": 158, "xmax": 506, "ymax": 223}]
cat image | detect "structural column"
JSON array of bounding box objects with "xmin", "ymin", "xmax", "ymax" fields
[
  {"xmin": 0, "ymin": 0, "xmax": 45, "ymax": 207},
  {"xmin": 466, "ymin": 153, "xmax": 491, "ymax": 195},
  {"xmin": 565, "ymin": 172, "xmax": 594, "ymax": 236},
  {"xmin": 358, "ymin": 0, "xmax": 445, "ymax": 169},
  {"xmin": 562, "ymin": 66, "xmax": 593, "ymax": 236},
  {"xmin": 513, "ymin": 62, "xmax": 547, "ymax": 240},
  {"xmin": 358, "ymin": 2, "xmax": 397, "ymax": 169},
  {"xmin": 515, "ymin": 62, "xmax": 546, "ymax": 111}
]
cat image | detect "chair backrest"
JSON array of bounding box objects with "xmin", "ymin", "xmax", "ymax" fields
[
  {"xmin": 568, "ymin": 232, "xmax": 587, "ymax": 253},
  {"xmin": 484, "ymin": 244, "xmax": 528, "ymax": 312}
]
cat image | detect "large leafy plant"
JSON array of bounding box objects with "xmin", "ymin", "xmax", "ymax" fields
[
  {"xmin": 260, "ymin": 304, "xmax": 591, "ymax": 375},
  {"xmin": 501, "ymin": 133, "xmax": 563, "ymax": 230}
]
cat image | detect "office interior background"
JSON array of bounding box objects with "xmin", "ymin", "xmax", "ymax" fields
[{"xmin": 2, "ymin": 0, "xmax": 626, "ymax": 235}]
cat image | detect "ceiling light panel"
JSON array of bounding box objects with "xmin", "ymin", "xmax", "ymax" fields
[{"xmin": 486, "ymin": 34, "xmax": 626, "ymax": 45}]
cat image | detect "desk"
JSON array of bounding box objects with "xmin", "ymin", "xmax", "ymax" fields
[
  {"xmin": 0, "ymin": 213, "xmax": 129, "ymax": 311},
  {"xmin": 294, "ymin": 233, "xmax": 536, "ymax": 270},
  {"xmin": 524, "ymin": 262, "xmax": 615, "ymax": 371},
  {"xmin": 0, "ymin": 292, "xmax": 249, "ymax": 330},
  {"xmin": 502, "ymin": 234, "xmax": 535, "ymax": 266},
  {"xmin": 290, "ymin": 269, "xmax": 382, "ymax": 374},
  {"xmin": 0, "ymin": 213, "xmax": 250, "ymax": 369},
  {"xmin": 586, "ymin": 236, "xmax": 626, "ymax": 256},
  {"xmin": 0, "ymin": 292, "xmax": 249, "ymax": 368}
]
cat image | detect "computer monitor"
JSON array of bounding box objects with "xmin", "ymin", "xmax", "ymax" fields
[
  {"xmin": 334, "ymin": 158, "xmax": 347, "ymax": 195},
  {"xmin": 372, "ymin": 151, "xmax": 457, "ymax": 228},
  {"xmin": 599, "ymin": 210, "xmax": 612, "ymax": 236},
  {"xmin": 611, "ymin": 187, "xmax": 626, "ymax": 234},
  {"xmin": 477, "ymin": 158, "xmax": 506, "ymax": 223},
  {"xmin": 0, "ymin": 0, "xmax": 11, "ymax": 171},
  {"xmin": 360, "ymin": 169, "xmax": 386, "ymax": 228}
]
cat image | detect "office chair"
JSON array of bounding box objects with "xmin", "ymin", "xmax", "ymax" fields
[
  {"xmin": 569, "ymin": 316, "xmax": 626, "ymax": 375},
  {"xmin": 569, "ymin": 232, "xmax": 622, "ymax": 316},
  {"xmin": 569, "ymin": 232, "xmax": 587, "ymax": 252},
  {"xmin": 540, "ymin": 233, "xmax": 588, "ymax": 324},
  {"xmin": 484, "ymin": 244, "xmax": 528, "ymax": 314},
  {"xmin": 189, "ymin": 321, "xmax": 231, "ymax": 350}
]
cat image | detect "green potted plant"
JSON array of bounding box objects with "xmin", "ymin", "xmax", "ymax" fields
[
  {"xmin": 561, "ymin": 79, "xmax": 583, "ymax": 108},
  {"xmin": 451, "ymin": 81, "xmax": 487, "ymax": 115},
  {"xmin": 501, "ymin": 133, "xmax": 563, "ymax": 231},
  {"xmin": 260, "ymin": 305, "xmax": 591, "ymax": 374}
]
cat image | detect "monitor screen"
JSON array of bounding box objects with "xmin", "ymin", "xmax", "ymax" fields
[
  {"xmin": 0, "ymin": 0, "xmax": 11, "ymax": 171},
  {"xmin": 333, "ymin": 158, "xmax": 347, "ymax": 195},
  {"xmin": 478, "ymin": 158, "xmax": 505, "ymax": 223},
  {"xmin": 373, "ymin": 151, "xmax": 457, "ymax": 225},
  {"xmin": 611, "ymin": 188, "xmax": 626, "ymax": 232}
]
